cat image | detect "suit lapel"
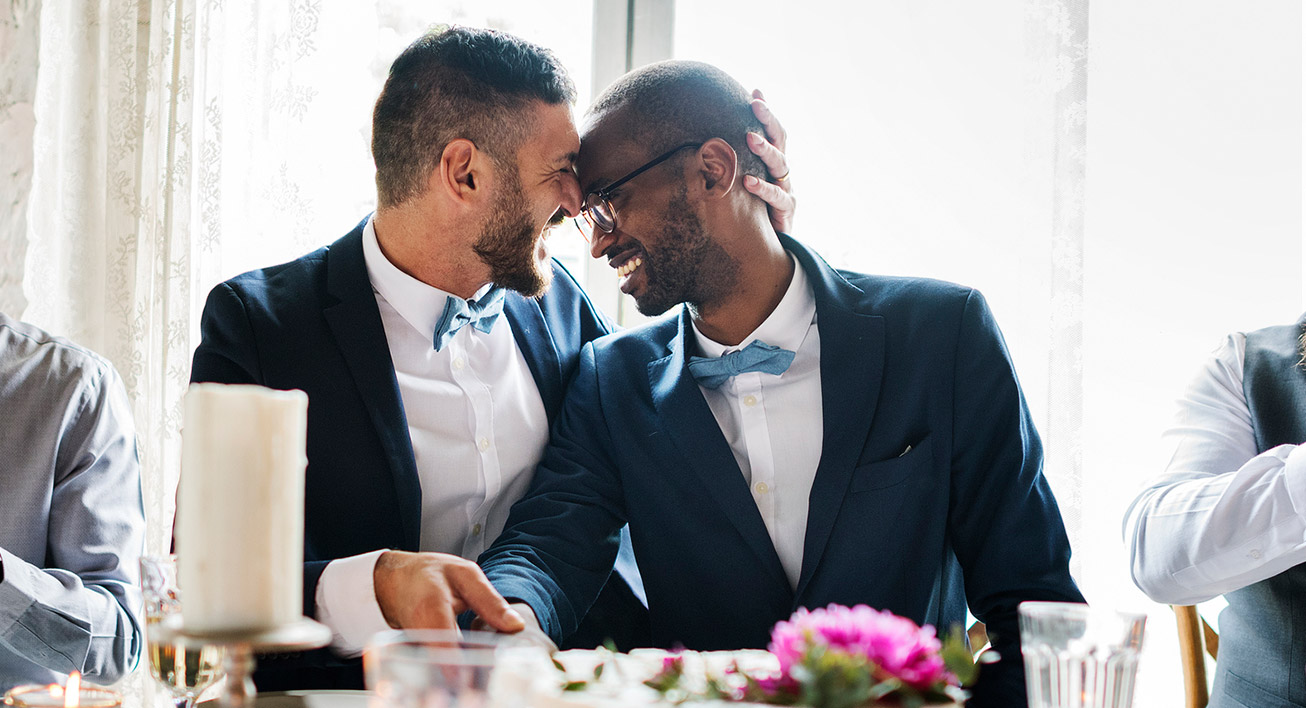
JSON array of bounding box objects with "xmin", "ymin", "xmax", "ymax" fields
[
  {"xmin": 503, "ymin": 294, "xmax": 565, "ymax": 422},
  {"xmin": 648, "ymin": 312, "xmax": 790, "ymax": 589},
  {"xmin": 322, "ymin": 224, "xmax": 422, "ymax": 551},
  {"xmin": 785, "ymin": 238, "xmax": 886, "ymax": 601}
]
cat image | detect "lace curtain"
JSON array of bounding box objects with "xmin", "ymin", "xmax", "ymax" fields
[{"xmin": 0, "ymin": 0, "xmax": 587, "ymax": 700}]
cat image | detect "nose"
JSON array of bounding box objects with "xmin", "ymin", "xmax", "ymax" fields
[
  {"xmin": 589, "ymin": 226, "xmax": 617, "ymax": 260},
  {"xmin": 559, "ymin": 172, "xmax": 582, "ymax": 219}
]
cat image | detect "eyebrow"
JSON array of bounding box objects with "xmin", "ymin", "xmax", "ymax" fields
[{"xmin": 582, "ymin": 177, "xmax": 614, "ymax": 195}]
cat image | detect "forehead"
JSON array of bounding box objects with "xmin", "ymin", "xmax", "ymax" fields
[
  {"xmin": 516, "ymin": 100, "xmax": 580, "ymax": 165},
  {"xmin": 576, "ymin": 109, "xmax": 645, "ymax": 191}
]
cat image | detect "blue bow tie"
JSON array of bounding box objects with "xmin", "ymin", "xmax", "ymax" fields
[
  {"xmin": 687, "ymin": 339, "xmax": 796, "ymax": 390},
  {"xmin": 432, "ymin": 287, "xmax": 506, "ymax": 352}
]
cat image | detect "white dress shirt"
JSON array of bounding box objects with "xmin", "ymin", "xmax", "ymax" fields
[
  {"xmin": 1124, "ymin": 331, "xmax": 1306, "ymax": 605},
  {"xmin": 315, "ymin": 218, "xmax": 550, "ymax": 655},
  {"xmin": 690, "ymin": 255, "xmax": 823, "ymax": 590}
]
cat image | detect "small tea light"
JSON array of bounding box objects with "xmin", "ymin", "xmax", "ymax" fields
[{"xmin": 2, "ymin": 673, "xmax": 122, "ymax": 708}]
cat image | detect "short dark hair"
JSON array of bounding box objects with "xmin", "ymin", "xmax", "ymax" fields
[
  {"xmin": 372, "ymin": 25, "xmax": 577, "ymax": 208},
  {"xmin": 587, "ymin": 60, "xmax": 766, "ymax": 180}
]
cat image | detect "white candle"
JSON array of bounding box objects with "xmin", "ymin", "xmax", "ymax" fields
[{"xmin": 176, "ymin": 383, "xmax": 308, "ymax": 632}]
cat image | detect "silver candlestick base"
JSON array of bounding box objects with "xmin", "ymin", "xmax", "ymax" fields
[{"xmin": 153, "ymin": 616, "xmax": 332, "ymax": 707}]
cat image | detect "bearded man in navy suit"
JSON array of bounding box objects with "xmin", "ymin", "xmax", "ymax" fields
[
  {"xmin": 475, "ymin": 60, "xmax": 1084, "ymax": 708},
  {"xmin": 187, "ymin": 28, "xmax": 794, "ymax": 689}
]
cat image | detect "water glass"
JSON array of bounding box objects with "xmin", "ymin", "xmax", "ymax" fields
[
  {"xmin": 364, "ymin": 630, "xmax": 507, "ymax": 708},
  {"xmin": 1019, "ymin": 601, "xmax": 1146, "ymax": 708},
  {"xmin": 139, "ymin": 555, "xmax": 225, "ymax": 708}
]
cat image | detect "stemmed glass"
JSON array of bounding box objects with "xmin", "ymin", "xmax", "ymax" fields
[{"xmin": 140, "ymin": 555, "xmax": 225, "ymax": 708}]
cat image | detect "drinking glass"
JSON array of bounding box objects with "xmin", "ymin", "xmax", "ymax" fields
[
  {"xmin": 139, "ymin": 555, "xmax": 225, "ymax": 708},
  {"xmin": 364, "ymin": 630, "xmax": 523, "ymax": 708},
  {"xmin": 1019, "ymin": 601, "xmax": 1146, "ymax": 708}
]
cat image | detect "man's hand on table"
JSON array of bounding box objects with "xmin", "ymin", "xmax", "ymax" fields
[{"xmin": 373, "ymin": 550, "xmax": 525, "ymax": 633}]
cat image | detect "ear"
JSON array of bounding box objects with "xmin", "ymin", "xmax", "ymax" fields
[
  {"xmin": 432, "ymin": 138, "xmax": 489, "ymax": 204},
  {"xmin": 692, "ymin": 138, "xmax": 739, "ymax": 199}
]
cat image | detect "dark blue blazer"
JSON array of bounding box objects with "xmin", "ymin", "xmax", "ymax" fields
[
  {"xmin": 189, "ymin": 218, "xmax": 644, "ymax": 688},
  {"xmin": 481, "ymin": 235, "xmax": 1083, "ymax": 708}
]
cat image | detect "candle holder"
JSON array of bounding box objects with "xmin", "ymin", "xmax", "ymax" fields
[
  {"xmin": 3, "ymin": 683, "xmax": 122, "ymax": 707},
  {"xmin": 151, "ymin": 615, "xmax": 331, "ymax": 708}
]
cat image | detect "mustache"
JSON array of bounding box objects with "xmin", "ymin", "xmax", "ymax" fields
[{"xmin": 547, "ymin": 208, "xmax": 567, "ymax": 227}]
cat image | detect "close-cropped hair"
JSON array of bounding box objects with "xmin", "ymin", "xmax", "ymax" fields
[
  {"xmin": 372, "ymin": 25, "xmax": 577, "ymax": 208},
  {"xmin": 588, "ymin": 60, "xmax": 767, "ymax": 181}
]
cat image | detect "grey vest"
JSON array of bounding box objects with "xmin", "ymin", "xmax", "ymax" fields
[{"xmin": 1210, "ymin": 316, "xmax": 1306, "ymax": 708}]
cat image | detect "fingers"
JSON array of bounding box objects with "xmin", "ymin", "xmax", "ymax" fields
[
  {"xmin": 747, "ymin": 133, "xmax": 791, "ymax": 190},
  {"xmin": 743, "ymin": 175, "xmax": 796, "ymax": 213},
  {"xmin": 750, "ymin": 91, "xmax": 787, "ymax": 154},
  {"xmin": 411, "ymin": 589, "xmax": 461, "ymax": 632},
  {"xmin": 447, "ymin": 562, "xmax": 525, "ymax": 633}
]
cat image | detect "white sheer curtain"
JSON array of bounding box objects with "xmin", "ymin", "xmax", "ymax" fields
[{"xmin": 0, "ymin": 0, "xmax": 590, "ymax": 700}]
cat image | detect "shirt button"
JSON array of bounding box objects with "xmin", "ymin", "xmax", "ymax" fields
[
  {"xmin": 1250, "ymin": 549, "xmax": 1263, "ymax": 560},
  {"xmin": 755, "ymin": 481, "xmax": 769, "ymax": 494},
  {"xmin": 743, "ymin": 395, "xmax": 758, "ymax": 407},
  {"xmin": 478, "ymin": 437, "xmax": 490, "ymax": 451},
  {"xmin": 453, "ymin": 357, "xmax": 466, "ymax": 370},
  {"xmin": 472, "ymin": 523, "xmax": 483, "ymax": 536}
]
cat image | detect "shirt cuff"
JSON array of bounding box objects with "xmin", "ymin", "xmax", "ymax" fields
[
  {"xmin": 0, "ymin": 547, "xmax": 38, "ymax": 634},
  {"xmin": 1281, "ymin": 444, "xmax": 1306, "ymax": 514},
  {"xmin": 315, "ymin": 550, "xmax": 390, "ymax": 658}
]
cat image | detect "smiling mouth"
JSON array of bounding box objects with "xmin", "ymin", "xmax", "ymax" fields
[
  {"xmin": 616, "ymin": 257, "xmax": 642, "ymax": 277},
  {"xmin": 606, "ymin": 245, "xmax": 645, "ymax": 277}
]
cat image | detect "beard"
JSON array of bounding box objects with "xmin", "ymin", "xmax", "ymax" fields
[
  {"xmin": 632, "ymin": 186, "xmax": 739, "ymax": 316},
  {"xmin": 472, "ymin": 171, "xmax": 553, "ymax": 298}
]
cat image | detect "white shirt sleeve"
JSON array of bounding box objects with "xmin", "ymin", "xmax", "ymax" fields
[
  {"xmin": 314, "ymin": 550, "xmax": 391, "ymax": 657},
  {"xmin": 1123, "ymin": 332, "xmax": 1306, "ymax": 605}
]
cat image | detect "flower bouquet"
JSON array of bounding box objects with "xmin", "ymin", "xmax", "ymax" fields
[{"xmin": 550, "ymin": 604, "xmax": 977, "ymax": 708}]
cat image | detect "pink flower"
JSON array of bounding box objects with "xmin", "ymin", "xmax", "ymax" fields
[{"xmin": 768, "ymin": 604, "xmax": 954, "ymax": 690}]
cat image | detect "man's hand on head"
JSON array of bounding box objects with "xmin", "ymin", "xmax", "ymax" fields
[
  {"xmin": 373, "ymin": 550, "xmax": 526, "ymax": 633},
  {"xmin": 743, "ymin": 89, "xmax": 796, "ymax": 234}
]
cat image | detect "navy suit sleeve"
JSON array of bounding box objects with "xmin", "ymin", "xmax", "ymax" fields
[
  {"xmin": 478, "ymin": 342, "xmax": 627, "ymax": 645},
  {"xmin": 189, "ymin": 280, "xmax": 329, "ymax": 620},
  {"xmin": 946, "ymin": 290, "xmax": 1083, "ymax": 708}
]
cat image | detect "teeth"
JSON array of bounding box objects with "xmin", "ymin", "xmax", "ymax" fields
[{"xmin": 617, "ymin": 258, "xmax": 643, "ymax": 278}]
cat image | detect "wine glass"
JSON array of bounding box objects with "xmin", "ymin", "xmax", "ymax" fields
[{"xmin": 140, "ymin": 555, "xmax": 225, "ymax": 708}]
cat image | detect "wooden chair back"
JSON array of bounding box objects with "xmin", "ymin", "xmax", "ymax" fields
[{"xmin": 1174, "ymin": 604, "xmax": 1219, "ymax": 708}]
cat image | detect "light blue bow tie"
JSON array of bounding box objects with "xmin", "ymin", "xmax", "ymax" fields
[
  {"xmin": 432, "ymin": 287, "xmax": 506, "ymax": 352},
  {"xmin": 687, "ymin": 339, "xmax": 796, "ymax": 390}
]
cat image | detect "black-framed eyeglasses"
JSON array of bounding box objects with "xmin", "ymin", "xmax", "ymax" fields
[{"xmin": 574, "ymin": 142, "xmax": 702, "ymax": 241}]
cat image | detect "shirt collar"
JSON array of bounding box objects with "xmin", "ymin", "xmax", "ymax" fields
[
  {"xmin": 361, "ymin": 216, "xmax": 493, "ymax": 341},
  {"xmin": 691, "ymin": 252, "xmax": 816, "ymax": 358}
]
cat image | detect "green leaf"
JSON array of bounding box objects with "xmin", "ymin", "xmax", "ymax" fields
[
  {"xmin": 562, "ymin": 681, "xmax": 588, "ymax": 692},
  {"xmin": 551, "ymin": 656, "xmax": 567, "ymax": 673},
  {"xmin": 941, "ymin": 626, "xmax": 980, "ymax": 687},
  {"xmin": 602, "ymin": 638, "xmax": 618, "ymax": 653},
  {"xmin": 593, "ymin": 661, "xmax": 605, "ymax": 680}
]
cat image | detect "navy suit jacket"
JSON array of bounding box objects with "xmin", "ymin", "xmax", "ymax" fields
[
  {"xmin": 481, "ymin": 235, "xmax": 1083, "ymax": 708},
  {"xmin": 189, "ymin": 218, "xmax": 645, "ymax": 688}
]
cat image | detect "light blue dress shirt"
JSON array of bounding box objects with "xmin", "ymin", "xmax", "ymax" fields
[{"xmin": 0, "ymin": 313, "xmax": 144, "ymax": 689}]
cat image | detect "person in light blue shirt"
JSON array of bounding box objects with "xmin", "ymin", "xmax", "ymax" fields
[{"xmin": 0, "ymin": 312, "xmax": 144, "ymax": 689}]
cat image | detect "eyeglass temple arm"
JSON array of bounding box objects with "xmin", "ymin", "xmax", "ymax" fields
[{"xmin": 598, "ymin": 142, "xmax": 703, "ymax": 196}]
